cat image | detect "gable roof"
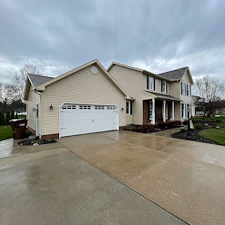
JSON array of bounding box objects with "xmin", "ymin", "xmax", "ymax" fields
[
  {"xmin": 108, "ymin": 62, "xmax": 178, "ymax": 82},
  {"xmin": 158, "ymin": 67, "xmax": 188, "ymax": 80},
  {"xmin": 24, "ymin": 74, "xmax": 54, "ymax": 100},
  {"xmin": 35, "ymin": 59, "xmax": 132, "ymax": 100},
  {"xmin": 28, "ymin": 74, "xmax": 54, "ymax": 87}
]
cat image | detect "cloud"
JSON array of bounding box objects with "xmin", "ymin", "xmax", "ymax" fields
[{"xmin": 0, "ymin": 0, "xmax": 224, "ymax": 91}]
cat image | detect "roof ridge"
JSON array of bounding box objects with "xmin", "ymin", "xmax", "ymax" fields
[
  {"xmin": 158, "ymin": 66, "xmax": 188, "ymax": 75},
  {"xmin": 28, "ymin": 73, "xmax": 53, "ymax": 79}
]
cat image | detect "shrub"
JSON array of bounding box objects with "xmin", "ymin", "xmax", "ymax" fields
[
  {"xmin": 5, "ymin": 112, "xmax": 11, "ymax": 124},
  {"xmin": 0, "ymin": 111, "xmax": 5, "ymax": 125},
  {"xmin": 11, "ymin": 112, "xmax": 15, "ymax": 120},
  {"xmin": 182, "ymin": 120, "xmax": 189, "ymax": 125},
  {"xmin": 157, "ymin": 122, "xmax": 166, "ymax": 130},
  {"xmin": 181, "ymin": 127, "xmax": 186, "ymax": 132},
  {"xmin": 172, "ymin": 120, "xmax": 181, "ymax": 127},
  {"xmin": 194, "ymin": 124, "xmax": 202, "ymax": 130}
]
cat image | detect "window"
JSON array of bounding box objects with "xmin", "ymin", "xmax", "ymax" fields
[
  {"xmin": 161, "ymin": 80, "xmax": 167, "ymax": 93},
  {"xmin": 181, "ymin": 82, "xmax": 185, "ymax": 95},
  {"xmin": 126, "ymin": 101, "xmax": 132, "ymax": 115},
  {"xmin": 181, "ymin": 82, "xmax": 191, "ymax": 96},
  {"xmin": 147, "ymin": 76, "xmax": 155, "ymax": 90}
]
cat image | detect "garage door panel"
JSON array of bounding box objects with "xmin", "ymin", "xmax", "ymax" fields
[{"xmin": 60, "ymin": 104, "xmax": 118, "ymax": 137}]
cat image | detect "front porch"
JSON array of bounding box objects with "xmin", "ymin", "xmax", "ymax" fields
[{"xmin": 143, "ymin": 99, "xmax": 180, "ymax": 125}]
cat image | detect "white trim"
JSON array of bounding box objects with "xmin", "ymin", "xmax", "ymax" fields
[
  {"xmin": 152, "ymin": 98, "xmax": 155, "ymax": 125},
  {"xmin": 126, "ymin": 101, "xmax": 131, "ymax": 115},
  {"xmin": 172, "ymin": 101, "xmax": 175, "ymax": 121},
  {"xmin": 163, "ymin": 100, "xmax": 166, "ymax": 122}
]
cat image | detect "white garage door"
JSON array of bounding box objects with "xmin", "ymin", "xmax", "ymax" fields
[{"xmin": 60, "ymin": 103, "xmax": 118, "ymax": 137}]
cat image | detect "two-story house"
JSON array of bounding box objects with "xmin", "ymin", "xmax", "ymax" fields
[
  {"xmin": 108, "ymin": 62, "xmax": 194, "ymax": 126},
  {"xmin": 24, "ymin": 59, "xmax": 194, "ymax": 139}
]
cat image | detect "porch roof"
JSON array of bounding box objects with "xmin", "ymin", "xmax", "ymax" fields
[{"xmin": 143, "ymin": 91, "xmax": 181, "ymax": 101}]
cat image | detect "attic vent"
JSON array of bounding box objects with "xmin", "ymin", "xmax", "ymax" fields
[{"xmin": 91, "ymin": 66, "xmax": 98, "ymax": 75}]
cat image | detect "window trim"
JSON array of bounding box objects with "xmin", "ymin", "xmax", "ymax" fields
[
  {"xmin": 126, "ymin": 101, "xmax": 132, "ymax": 115},
  {"xmin": 147, "ymin": 76, "xmax": 155, "ymax": 91},
  {"xmin": 161, "ymin": 80, "xmax": 167, "ymax": 93}
]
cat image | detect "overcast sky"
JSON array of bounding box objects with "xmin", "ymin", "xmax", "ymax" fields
[{"xmin": 0, "ymin": 0, "xmax": 225, "ymax": 87}]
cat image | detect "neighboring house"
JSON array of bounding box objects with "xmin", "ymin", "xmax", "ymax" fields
[
  {"xmin": 191, "ymin": 95, "xmax": 204, "ymax": 116},
  {"xmin": 24, "ymin": 59, "xmax": 194, "ymax": 139},
  {"xmin": 24, "ymin": 60, "xmax": 132, "ymax": 139},
  {"xmin": 107, "ymin": 62, "xmax": 194, "ymax": 125}
]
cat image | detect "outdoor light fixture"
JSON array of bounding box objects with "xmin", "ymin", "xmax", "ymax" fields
[
  {"xmin": 50, "ymin": 105, "xmax": 54, "ymax": 110},
  {"xmin": 121, "ymin": 107, "xmax": 124, "ymax": 111}
]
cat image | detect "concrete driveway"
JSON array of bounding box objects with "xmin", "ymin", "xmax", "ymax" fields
[
  {"xmin": 0, "ymin": 138, "xmax": 186, "ymax": 225},
  {"xmin": 58, "ymin": 130, "xmax": 225, "ymax": 225}
]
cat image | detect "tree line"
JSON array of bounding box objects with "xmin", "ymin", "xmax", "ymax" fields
[{"xmin": 0, "ymin": 111, "xmax": 19, "ymax": 126}]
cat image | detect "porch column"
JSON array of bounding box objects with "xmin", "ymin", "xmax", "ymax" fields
[
  {"xmin": 152, "ymin": 98, "xmax": 155, "ymax": 125},
  {"xmin": 163, "ymin": 100, "xmax": 166, "ymax": 122},
  {"xmin": 172, "ymin": 101, "xmax": 175, "ymax": 121}
]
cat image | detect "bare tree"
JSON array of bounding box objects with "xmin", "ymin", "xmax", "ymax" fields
[
  {"xmin": 11, "ymin": 64, "xmax": 42, "ymax": 102},
  {"xmin": 195, "ymin": 75, "xmax": 225, "ymax": 117}
]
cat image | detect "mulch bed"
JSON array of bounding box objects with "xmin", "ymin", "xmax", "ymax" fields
[
  {"xmin": 18, "ymin": 138, "xmax": 56, "ymax": 146},
  {"xmin": 171, "ymin": 129, "xmax": 215, "ymax": 144}
]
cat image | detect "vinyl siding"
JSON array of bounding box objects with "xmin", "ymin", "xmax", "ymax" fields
[
  {"xmin": 26, "ymin": 87, "xmax": 40, "ymax": 131},
  {"xmin": 109, "ymin": 65, "xmax": 145, "ymax": 125},
  {"xmin": 41, "ymin": 65, "xmax": 126, "ymax": 135}
]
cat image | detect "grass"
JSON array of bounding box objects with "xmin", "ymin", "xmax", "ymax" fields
[
  {"xmin": 193, "ymin": 115, "xmax": 225, "ymax": 122},
  {"xmin": 18, "ymin": 115, "xmax": 26, "ymax": 119},
  {"xmin": 0, "ymin": 125, "xmax": 13, "ymax": 141},
  {"xmin": 198, "ymin": 128, "xmax": 225, "ymax": 146}
]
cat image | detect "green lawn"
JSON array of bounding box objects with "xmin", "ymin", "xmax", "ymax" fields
[
  {"xmin": 0, "ymin": 125, "xmax": 13, "ymax": 141},
  {"xmin": 199, "ymin": 128, "xmax": 225, "ymax": 146},
  {"xmin": 193, "ymin": 116, "xmax": 225, "ymax": 122}
]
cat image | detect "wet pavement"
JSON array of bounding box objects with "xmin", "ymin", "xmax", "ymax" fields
[
  {"xmin": 0, "ymin": 137, "xmax": 186, "ymax": 225},
  {"xmin": 0, "ymin": 138, "xmax": 63, "ymax": 159},
  {"xmin": 58, "ymin": 130, "xmax": 225, "ymax": 225}
]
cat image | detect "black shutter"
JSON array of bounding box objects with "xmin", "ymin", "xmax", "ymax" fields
[
  {"xmin": 130, "ymin": 102, "xmax": 132, "ymax": 115},
  {"xmin": 147, "ymin": 76, "xmax": 149, "ymax": 89},
  {"xmin": 161, "ymin": 81, "xmax": 163, "ymax": 92},
  {"xmin": 181, "ymin": 82, "xmax": 183, "ymax": 95},
  {"xmin": 166, "ymin": 82, "xmax": 167, "ymax": 93}
]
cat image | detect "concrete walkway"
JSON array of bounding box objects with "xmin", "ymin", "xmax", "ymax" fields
[
  {"xmin": 58, "ymin": 130, "xmax": 225, "ymax": 225},
  {"xmin": 0, "ymin": 138, "xmax": 186, "ymax": 225}
]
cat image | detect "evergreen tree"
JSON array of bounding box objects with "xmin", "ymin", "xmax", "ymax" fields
[
  {"xmin": 6, "ymin": 112, "xmax": 11, "ymax": 124},
  {"xmin": 0, "ymin": 111, "xmax": 5, "ymax": 125},
  {"xmin": 11, "ymin": 111, "xmax": 15, "ymax": 120}
]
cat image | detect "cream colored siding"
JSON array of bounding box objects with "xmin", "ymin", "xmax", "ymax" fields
[
  {"xmin": 169, "ymin": 82, "xmax": 180, "ymax": 98},
  {"xmin": 126, "ymin": 115, "xmax": 133, "ymax": 124},
  {"xmin": 26, "ymin": 87, "xmax": 40, "ymax": 131},
  {"xmin": 109, "ymin": 66, "xmax": 144, "ymax": 125},
  {"xmin": 144, "ymin": 75, "xmax": 170, "ymax": 95},
  {"xmin": 41, "ymin": 65, "xmax": 126, "ymax": 135}
]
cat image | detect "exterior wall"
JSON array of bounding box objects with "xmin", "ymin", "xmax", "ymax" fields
[
  {"xmin": 26, "ymin": 87, "xmax": 40, "ymax": 131},
  {"xmin": 174, "ymin": 102, "xmax": 180, "ymax": 120},
  {"xmin": 143, "ymin": 75, "xmax": 170, "ymax": 95},
  {"xmin": 126, "ymin": 115, "xmax": 133, "ymax": 124},
  {"xmin": 109, "ymin": 65, "xmax": 144, "ymax": 125},
  {"xmin": 41, "ymin": 65, "xmax": 126, "ymax": 136}
]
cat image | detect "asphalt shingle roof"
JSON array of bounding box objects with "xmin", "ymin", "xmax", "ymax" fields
[
  {"xmin": 28, "ymin": 74, "xmax": 54, "ymax": 87},
  {"xmin": 144, "ymin": 90, "xmax": 181, "ymax": 101},
  {"xmin": 158, "ymin": 67, "xmax": 188, "ymax": 81}
]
